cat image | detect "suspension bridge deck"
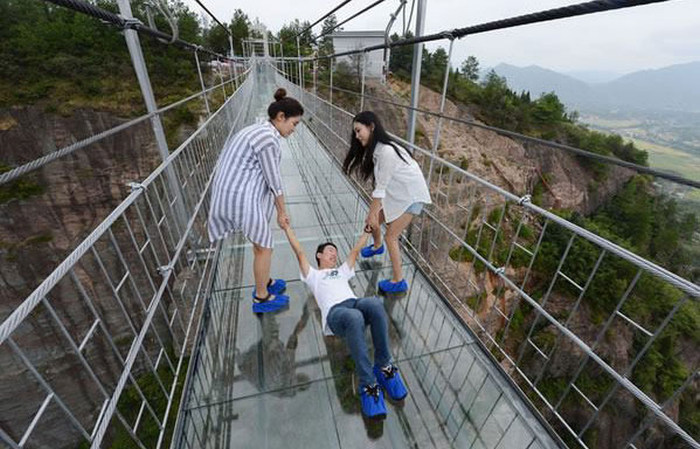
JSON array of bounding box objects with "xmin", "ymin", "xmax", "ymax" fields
[{"xmin": 174, "ymin": 77, "xmax": 560, "ymax": 449}]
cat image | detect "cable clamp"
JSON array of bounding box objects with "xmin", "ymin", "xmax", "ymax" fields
[
  {"xmin": 157, "ymin": 265, "xmax": 173, "ymax": 276},
  {"xmin": 518, "ymin": 194, "xmax": 531, "ymax": 206},
  {"xmin": 495, "ymin": 267, "xmax": 506, "ymax": 275},
  {"xmin": 121, "ymin": 17, "xmax": 143, "ymax": 30},
  {"xmin": 127, "ymin": 182, "xmax": 145, "ymax": 192}
]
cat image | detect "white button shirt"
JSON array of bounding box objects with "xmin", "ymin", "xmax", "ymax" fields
[{"xmin": 372, "ymin": 142, "xmax": 432, "ymax": 223}]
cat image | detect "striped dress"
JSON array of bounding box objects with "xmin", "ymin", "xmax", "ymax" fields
[{"xmin": 208, "ymin": 121, "xmax": 284, "ymax": 248}]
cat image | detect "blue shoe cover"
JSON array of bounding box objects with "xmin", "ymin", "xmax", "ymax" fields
[
  {"xmin": 359, "ymin": 384, "xmax": 387, "ymax": 419},
  {"xmin": 252, "ymin": 293, "xmax": 289, "ymax": 313},
  {"xmin": 374, "ymin": 364, "xmax": 408, "ymax": 401},
  {"xmin": 252, "ymin": 278, "xmax": 287, "ymax": 298},
  {"xmin": 361, "ymin": 244, "xmax": 385, "ymax": 258},
  {"xmin": 378, "ymin": 279, "xmax": 408, "ymax": 293}
]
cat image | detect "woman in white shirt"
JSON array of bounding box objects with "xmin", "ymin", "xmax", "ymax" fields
[{"xmin": 342, "ymin": 111, "xmax": 431, "ymax": 293}]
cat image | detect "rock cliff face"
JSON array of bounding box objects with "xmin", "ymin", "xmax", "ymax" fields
[
  {"xmin": 363, "ymin": 78, "xmax": 634, "ymax": 215},
  {"xmin": 0, "ymin": 106, "xmax": 167, "ymax": 448},
  {"xmin": 0, "ymin": 106, "xmax": 165, "ymax": 302}
]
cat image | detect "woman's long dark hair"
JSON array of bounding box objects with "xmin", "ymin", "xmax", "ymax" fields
[{"xmin": 342, "ymin": 111, "xmax": 409, "ymax": 182}]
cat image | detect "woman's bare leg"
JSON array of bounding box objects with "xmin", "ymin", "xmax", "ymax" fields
[
  {"xmin": 385, "ymin": 213, "xmax": 414, "ymax": 282},
  {"xmin": 371, "ymin": 209, "xmax": 386, "ymax": 249},
  {"xmin": 252, "ymin": 243, "xmax": 272, "ymax": 297}
]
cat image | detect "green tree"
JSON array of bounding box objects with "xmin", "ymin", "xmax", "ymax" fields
[
  {"xmin": 319, "ymin": 14, "xmax": 338, "ymax": 57},
  {"xmin": 230, "ymin": 9, "xmax": 252, "ymax": 56},
  {"xmin": 388, "ymin": 32, "xmax": 413, "ymax": 79},
  {"xmin": 278, "ymin": 19, "xmax": 314, "ymax": 58},
  {"xmin": 532, "ymin": 92, "xmax": 567, "ymax": 125},
  {"xmin": 460, "ymin": 56, "xmax": 480, "ymax": 82},
  {"xmin": 425, "ymin": 46, "xmax": 448, "ymax": 84}
]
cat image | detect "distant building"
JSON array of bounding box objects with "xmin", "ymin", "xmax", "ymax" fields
[{"xmin": 330, "ymin": 31, "xmax": 388, "ymax": 79}]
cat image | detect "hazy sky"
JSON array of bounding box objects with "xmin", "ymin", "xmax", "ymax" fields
[{"xmin": 182, "ymin": 0, "xmax": 700, "ymax": 75}]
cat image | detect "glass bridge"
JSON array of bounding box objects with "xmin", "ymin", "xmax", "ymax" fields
[
  {"xmin": 1, "ymin": 60, "xmax": 697, "ymax": 449},
  {"xmin": 172, "ymin": 68, "xmax": 561, "ymax": 449}
]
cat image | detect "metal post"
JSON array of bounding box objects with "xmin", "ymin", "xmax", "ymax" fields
[
  {"xmin": 360, "ymin": 52, "xmax": 367, "ymax": 111},
  {"xmin": 218, "ymin": 59, "xmax": 228, "ymax": 100},
  {"xmin": 229, "ymin": 35, "xmax": 238, "ymax": 91},
  {"xmin": 330, "ymin": 57, "xmax": 334, "ymax": 131},
  {"xmin": 313, "ymin": 50, "xmax": 318, "ymax": 97},
  {"xmin": 426, "ymin": 38, "xmax": 454, "ymax": 187},
  {"xmin": 194, "ymin": 48, "xmax": 211, "ymax": 116},
  {"xmin": 406, "ymin": 0, "xmax": 426, "ymax": 144},
  {"xmin": 329, "ymin": 58, "xmax": 334, "ymax": 105},
  {"xmin": 384, "ymin": 0, "xmax": 407, "ymax": 85},
  {"xmin": 296, "ymin": 36, "xmax": 303, "ymax": 100},
  {"xmin": 263, "ymin": 32, "xmax": 270, "ymax": 58},
  {"xmin": 116, "ymin": 0, "xmax": 171, "ymax": 164},
  {"xmin": 115, "ymin": 0, "xmax": 187, "ymax": 229}
]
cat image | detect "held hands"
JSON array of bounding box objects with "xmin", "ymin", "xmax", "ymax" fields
[
  {"xmin": 365, "ymin": 211, "xmax": 379, "ymax": 232},
  {"xmin": 277, "ymin": 211, "xmax": 290, "ymax": 230}
]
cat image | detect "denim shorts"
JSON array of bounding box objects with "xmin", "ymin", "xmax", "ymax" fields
[{"xmin": 405, "ymin": 202, "xmax": 425, "ymax": 215}]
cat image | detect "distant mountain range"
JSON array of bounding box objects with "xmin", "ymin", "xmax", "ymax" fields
[{"xmin": 490, "ymin": 61, "xmax": 700, "ymax": 113}]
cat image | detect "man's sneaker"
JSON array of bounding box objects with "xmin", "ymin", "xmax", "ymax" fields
[
  {"xmin": 361, "ymin": 244, "xmax": 385, "ymax": 258},
  {"xmin": 252, "ymin": 293, "xmax": 289, "ymax": 313},
  {"xmin": 378, "ymin": 279, "xmax": 408, "ymax": 293},
  {"xmin": 252, "ymin": 278, "xmax": 287, "ymax": 298},
  {"xmin": 374, "ymin": 364, "xmax": 408, "ymax": 401},
  {"xmin": 359, "ymin": 384, "xmax": 387, "ymax": 419}
]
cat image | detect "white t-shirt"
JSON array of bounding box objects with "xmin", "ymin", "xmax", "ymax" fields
[
  {"xmin": 300, "ymin": 262, "xmax": 357, "ymax": 336},
  {"xmin": 372, "ymin": 143, "xmax": 432, "ymax": 223}
]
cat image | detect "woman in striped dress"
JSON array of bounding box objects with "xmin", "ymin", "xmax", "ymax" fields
[{"xmin": 209, "ymin": 88, "xmax": 304, "ymax": 313}]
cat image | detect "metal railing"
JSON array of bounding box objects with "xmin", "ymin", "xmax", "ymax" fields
[
  {"xmin": 0, "ymin": 69, "xmax": 253, "ymax": 449},
  {"xmin": 273, "ymin": 62, "xmax": 700, "ymax": 449}
]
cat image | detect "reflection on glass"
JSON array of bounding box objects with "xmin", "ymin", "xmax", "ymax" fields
[{"xmin": 236, "ymin": 304, "xmax": 311, "ymax": 396}]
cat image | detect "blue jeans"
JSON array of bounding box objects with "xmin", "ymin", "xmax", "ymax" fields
[{"xmin": 327, "ymin": 297, "xmax": 392, "ymax": 387}]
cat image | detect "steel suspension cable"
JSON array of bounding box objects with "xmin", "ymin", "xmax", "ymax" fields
[
  {"xmin": 293, "ymin": 0, "xmax": 354, "ymax": 40},
  {"xmin": 315, "ymin": 0, "xmax": 670, "ymax": 59},
  {"xmin": 312, "ymin": 0, "xmax": 389, "ymax": 42},
  {"xmin": 44, "ymin": 0, "xmax": 229, "ymax": 59},
  {"xmin": 193, "ymin": 0, "xmax": 230, "ymax": 36}
]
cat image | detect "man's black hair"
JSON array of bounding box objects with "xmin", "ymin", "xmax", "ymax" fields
[{"xmin": 315, "ymin": 242, "xmax": 337, "ymax": 267}]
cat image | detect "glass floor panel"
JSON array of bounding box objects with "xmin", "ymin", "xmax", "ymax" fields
[{"xmin": 175, "ymin": 75, "xmax": 562, "ymax": 449}]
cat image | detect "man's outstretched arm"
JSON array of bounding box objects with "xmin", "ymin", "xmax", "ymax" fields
[
  {"xmin": 346, "ymin": 226, "xmax": 372, "ymax": 270},
  {"xmin": 283, "ymin": 225, "xmax": 310, "ymax": 278}
]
